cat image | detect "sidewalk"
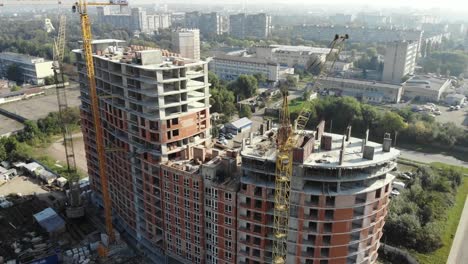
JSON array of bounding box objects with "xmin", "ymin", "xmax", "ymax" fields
[{"xmin": 447, "ymin": 197, "xmax": 468, "ymax": 264}]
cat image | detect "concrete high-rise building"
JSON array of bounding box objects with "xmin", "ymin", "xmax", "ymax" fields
[
  {"xmin": 239, "ymin": 126, "xmax": 399, "ymax": 263},
  {"xmin": 382, "ymin": 41, "xmax": 418, "ymax": 84},
  {"xmin": 184, "ymin": 12, "xmax": 224, "ymax": 36},
  {"xmin": 97, "ymin": 6, "xmax": 171, "ymax": 32},
  {"xmin": 172, "ymin": 29, "xmax": 201, "ymax": 60},
  {"xmin": 229, "ymin": 13, "xmax": 272, "ymax": 39},
  {"xmin": 74, "ymin": 40, "xmax": 212, "ymax": 262}
]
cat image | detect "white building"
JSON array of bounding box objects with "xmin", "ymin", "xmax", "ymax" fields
[
  {"xmin": 319, "ymin": 77, "xmax": 403, "ymax": 103},
  {"xmin": 326, "ymin": 61, "xmax": 354, "ymax": 72},
  {"xmin": 382, "ymin": 41, "xmax": 418, "ymax": 84},
  {"xmin": 253, "ymin": 45, "xmax": 333, "ymax": 68},
  {"xmin": 209, "ymin": 54, "xmax": 280, "ymax": 82},
  {"xmin": 402, "ymin": 75, "xmax": 452, "ymax": 102},
  {"xmin": 172, "ymin": 29, "xmax": 200, "ymax": 60},
  {"xmin": 0, "ymin": 52, "xmax": 54, "ymax": 85}
]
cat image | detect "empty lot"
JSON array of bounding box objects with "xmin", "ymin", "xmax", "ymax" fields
[{"xmin": 0, "ymin": 87, "xmax": 81, "ymax": 121}]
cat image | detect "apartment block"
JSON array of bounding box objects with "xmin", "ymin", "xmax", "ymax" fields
[
  {"xmin": 239, "ymin": 126, "xmax": 399, "ymax": 263},
  {"xmin": 292, "ymin": 25, "xmax": 423, "ymax": 44},
  {"xmin": 97, "ymin": 7, "xmax": 171, "ymax": 32},
  {"xmin": 172, "ymin": 29, "xmax": 201, "ymax": 60},
  {"xmin": 382, "ymin": 41, "xmax": 418, "ymax": 84},
  {"xmin": 0, "ymin": 52, "xmax": 53, "ymax": 85},
  {"xmin": 229, "ymin": 13, "xmax": 272, "ymax": 39},
  {"xmin": 185, "ymin": 11, "xmax": 225, "ymax": 36}
]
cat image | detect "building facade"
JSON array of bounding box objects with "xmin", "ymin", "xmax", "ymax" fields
[
  {"xmin": 229, "ymin": 13, "xmax": 272, "ymax": 39},
  {"xmin": 239, "ymin": 127, "xmax": 399, "ymax": 263},
  {"xmin": 253, "ymin": 45, "xmax": 332, "ymax": 68},
  {"xmin": 402, "ymin": 75, "xmax": 452, "ymax": 102},
  {"xmin": 382, "ymin": 41, "xmax": 418, "ymax": 84},
  {"xmin": 97, "ymin": 7, "xmax": 171, "ymax": 32},
  {"xmin": 209, "ymin": 55, "xmax": 280, "ymax": 82},
  {"xmin": 319, "ymin": 77, "xmax": 402, "ymax": 103},
  {"xmin": 0, "ymin": 52, "xmax": 53, "ymax": 85},
  {"xmin": 172, "ymin": 29, "xmax": 201, "ymax": 60},
  {"xmin": 185, "ymin": 12, "xmax": 225, "ymax": 36}
]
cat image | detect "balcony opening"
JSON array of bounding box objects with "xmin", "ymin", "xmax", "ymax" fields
[
  {"xmin": 326, "ymin": 196, "xmax": 335, "ymax": 207},
  {"xmin": 308, "ymin": 222, "xmax": 317, "ymax": 232},
  {"xmin": 254, "ymin": 187, "xmax": 262, "ymax": 196},
  {"xmin": 325, "ymin": 210, "xmax": 334, "ymax": 220},
  {"xmin": 253, "ymin": 212, "xmax": 262, "ymax": 222},
  {"xmin": 309, "ymin": 209, "xmax": 318, "ymax": 219},
  {"xmin": 320, "ymin": 247, "xmax": 329, "ymax": 257},
  {"xmin": 323, "ymin": 223, "xmax": 332, "ymax": 233},
  {"xmin": 322, "ymin": 235, "xmax": 331, "ymax": 246},
  {"xmin": 307, "ymin": 234, "xmax": 316, "ymax": 245},
  {"xmin": 253, "ymin": 237, "xmax": 261, "ymax": 246},
  {"xmin": 375, "ymin": 188, "xmax": 381, "ymax": 199},
  {"xmin": 254, "ymin": 200, "xmax": 262, "ymax": 209},
  {"xmin": 253, "ymin": 225, "xmax": 261, "ymax": 234},
  {"xmin": 310, "ymin": 195, "xmax": 319, "ymax": 206}
]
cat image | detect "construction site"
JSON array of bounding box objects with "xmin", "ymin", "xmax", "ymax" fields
[{"xmin": 0, "ymin": 1, "xmax": 401, "ymax": 264}]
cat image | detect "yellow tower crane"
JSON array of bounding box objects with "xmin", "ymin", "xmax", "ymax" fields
[
  {"xmin": 272, "ymin": 34, "xmax": 348, "ymax": 264},
  {"xmin": 72, "ymin": 0, "xmax": 128, "ymax": 244}
]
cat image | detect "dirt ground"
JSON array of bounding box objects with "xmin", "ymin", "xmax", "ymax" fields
[
  {"xmin": 44, "ymin": 132, "xmax": 88, "ymax": 174},
  {"xmin": 0, "ymin": 176, "xmax": 49, "ymax": 196}
]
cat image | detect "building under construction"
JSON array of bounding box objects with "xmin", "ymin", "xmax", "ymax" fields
[{"xmin": 75, "ymin": 39, "xmax": 399, "ymax": 264}]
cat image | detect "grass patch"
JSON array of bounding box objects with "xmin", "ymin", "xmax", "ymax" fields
[
  {"xmin": 289, "ymin": 98, "xmax": 307, "ymax": 114},
  {"xmin": 414, "ymin": 163, "xmax": 468, "ymax": 264},
  {"xmin": 398, "ymin": 143, "xmax": 468, "ymax": 163}
]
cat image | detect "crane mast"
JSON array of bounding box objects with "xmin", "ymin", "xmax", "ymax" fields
[
  {"xmin": 53, "ymin": 14, "xmax": 78, "ymax": 174},
  {"xmin": 272, "ymin": 35, "xmax": 348, "ymax": 264},
  {"xmin": 73, "ymin": 0, "xmax": 128, "ymax": 243}
]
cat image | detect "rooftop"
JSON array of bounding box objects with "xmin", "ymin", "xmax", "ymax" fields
[
  {"xmin": 73, "ymin": 41, "xmax": 205, "ymax": 70},
  {"xmin": 229, "ymin": 117, "xmax": 253, "ymax": 129},
  {"xmin": 322, "ymin": 77, "xmax": 402, "ymax": 90},
  {"xmin": 212, "ymin": 53, "xmax": 278, "ymax": 66},
  {"xmin": 271, "ymin": 45, "xmax": 334, "ymax": 54},
  {"xmin": 241, "ymin": 130, "xmax": 400, "ymax": 169},
  {"xmin": 404, "ymin": 75, "xmax": 451, "ymax": 91}
]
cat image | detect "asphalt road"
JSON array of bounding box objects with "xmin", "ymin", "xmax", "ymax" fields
[
  {"xmin": 398, "ymin": 148, "xmax": 468, "ymax": 168},
  {"xmin": 447, "ymin": 197, "xmax": 468, "ymax": 264}
]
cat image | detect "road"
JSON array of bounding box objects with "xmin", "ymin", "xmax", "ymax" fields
[
  {"xmin": 447, "ymin": 197, "xmax": 468, "ymax": 264},
  {"xmin": 398, "ymin": 148, "xmax": 468, "ymax": 168}
]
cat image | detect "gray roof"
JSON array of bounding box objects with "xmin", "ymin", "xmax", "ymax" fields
[
  {"xmin": 213, "ymin": 54, "xmax": 278, "ymax": 66},
  {"xmin": 34, "ymin": 208, "xmax": 65, "ymax": 233},
  {"xmin": 229, "ymin": 117, "xmax": 253, "ymax": 129},
  {"xmin": 405, "ymin": 75, "xmax": 451, "ymax": 91}
]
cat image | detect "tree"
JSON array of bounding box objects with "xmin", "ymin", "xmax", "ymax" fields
[
  {"xmin": 253, "ymin": 73, "xmax": 267, "ymax": 84},
  {"xmin": 285, "ymin": 75, "xmax": 298, "ymax": 88},
  {"xmin": 361, "ymin": 104, "xmax": 380, "ymax": 129},
  {"xmin": 229, "ymin": 75, "xmax": 258, "ymax": 99},
  {"xmin": 44, "ymin": 76, "xmax": 55, "ymax": 85},
  {"xmin": 239, "ymin": 104, "xmax": 252, "ymax": 118},
  {"xmin": 0, "ymin": 144, "xmax": 6, "ymax": 161},
  {"xmin": 222, "ymin": 102, "xmax": 237, "ymax": 121},
  {"xmin": 381, "ymin": 111, "xmax": 406, "ymax": 134}
]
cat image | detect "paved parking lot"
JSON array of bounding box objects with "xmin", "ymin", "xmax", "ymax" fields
[
  {"xmin": 434, "ymin": 105, "xmax": 468, "ymax": 128},
  {"xmin": 0, "ymin": 87, "xmax": 81, "ymax": 121}
]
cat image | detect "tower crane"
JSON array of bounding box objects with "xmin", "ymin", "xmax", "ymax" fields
[
  {"xmin": 72, "ymin": 0, "xmax": 128, "ymax": 244},
  {"xmin": 272, "ymin": 34, "xmax": 348, "ymax": 264}
]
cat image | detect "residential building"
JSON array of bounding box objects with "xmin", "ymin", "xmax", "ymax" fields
[
  {"xmin": 208, "ymin": 54, "xmax": 280, "ymax": 82},
  {"xmin": 292, "ymin": 25, "xmax": 423, "ymax": 44},
  {"xmin": 97, "ymin": 7, "xmax": 171, "ymax": 32},
  {"xmin": 74, "ymin": 39, "xmax": 212, "ymax": 263},
  {"xmin": 0, "ymin": 52, "xmax": 53, "ymax": 85},
  {"xmin": 329, "ymin": 13, "xmax": 355, "ymax": 25},
  {"xmin": 402, "ymin": 75, "xmax": 452, "ymax": 102},
  {"xmin": 184, "ymin": 11, "xmax": 224, "ymax": 36},
  {"xmin": 229, "ymin": 13, "xmax": 272, "ymax": 39},
  {"xmin": 239, "ymin": 125, "xmax": 399, "ymax": 263},
  {"xmin": 172, "ymin": 29, "xmax": 201, "ymax": 60},
  {"xmin": 253, "ymin": 45, "xmax": 332, "ymax": 68},
  {"xmin": 319, "ymin": 77, "xmax": 403, "ymax": 103},
  {"xmin": 382, "ymin": 41, "xmax": 418, "ymax": 84},
  {"xmin": 356, "ymin": 12, "xmax": 391, "ymax": 26}
]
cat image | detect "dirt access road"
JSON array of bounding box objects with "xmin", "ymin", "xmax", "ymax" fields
[{"xmin": 44, "ymin": 132, "xmax": 88, "ymax": 173}]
